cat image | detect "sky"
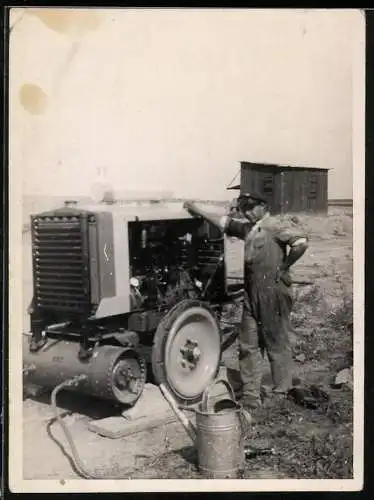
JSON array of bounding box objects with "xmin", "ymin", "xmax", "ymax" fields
[{"xmin": 10, "ymin": 8, "xmax": 363, "ymax": 201}]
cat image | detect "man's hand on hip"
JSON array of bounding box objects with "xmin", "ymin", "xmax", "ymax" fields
[{"xmin": 276, "ymin": 268, "xmax": 293, "ymax": 287}]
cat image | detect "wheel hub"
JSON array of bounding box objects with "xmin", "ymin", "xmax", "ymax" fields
[
  {"xmin": 114, "ymin": 362, "xmax": 137, "ymax": 391},
  {"xmin": 111, "ymin": 350, "xmax": 146, "ymax": 405},
  {"xmin": 179, "ymin": 339, "xmax": 201, "ymax": 369}
]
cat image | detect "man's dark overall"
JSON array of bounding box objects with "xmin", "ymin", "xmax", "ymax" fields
[{"xmin": 226, "ymin": 214, "xmax": 306, "ymax": 407}]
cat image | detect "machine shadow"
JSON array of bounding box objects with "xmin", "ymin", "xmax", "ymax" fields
[
  {"xmin": 23, "ymin": 386, "xmax": 127, "ymax": 419},
  {"xmin": 22, "ymin": 361, "xmax": 159, "ymax": 419}
]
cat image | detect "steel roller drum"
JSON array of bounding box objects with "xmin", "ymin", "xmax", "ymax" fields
[{"xmin": 23, "ymin": 335, "xmax": 146, "ymax": 406}]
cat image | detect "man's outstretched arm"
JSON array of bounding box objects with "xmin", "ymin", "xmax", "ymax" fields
[
  {"xmin": 183, "ymin": 200, "xmax": 227, "ymax": 231},
  {"xmin": 183, "ymin": 200, "xmax": 250, "ymax": 241}
]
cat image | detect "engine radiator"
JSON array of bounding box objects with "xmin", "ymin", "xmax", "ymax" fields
[{"xmin": 31, "ymin": 214, "xmax": 91, "ymax": 316}]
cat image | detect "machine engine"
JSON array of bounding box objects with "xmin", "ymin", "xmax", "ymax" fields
[{"xmin": 24, "ymin": 201, "xmax": 238, "ymax": 407}]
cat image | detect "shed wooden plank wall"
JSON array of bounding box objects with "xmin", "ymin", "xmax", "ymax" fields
[
  {"xmin": 240, "ymin": 163, "xmax": 280, "ymax": 212},
  {"xmin": 240, "ymin": 162, "xmax": 328, "ymax": 214}
]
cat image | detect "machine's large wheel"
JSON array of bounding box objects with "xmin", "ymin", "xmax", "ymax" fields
[{"xmin": 151, "ymin": 299, "xmax": 222, "ymax": 405}]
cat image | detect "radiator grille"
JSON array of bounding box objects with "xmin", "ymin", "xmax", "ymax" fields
[{"xmin": 31, "ymin": 214, "xmax": 91, "ymax": 315}]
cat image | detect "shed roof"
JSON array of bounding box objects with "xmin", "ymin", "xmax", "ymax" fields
[{"xmin": 240, "ymin": 161, "xmax": 329, "ymax": 171}]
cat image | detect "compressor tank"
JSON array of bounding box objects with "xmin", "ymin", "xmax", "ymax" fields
[{"xmin": 23, "ymin": 335, "xmax": 146, "ymax": 406}]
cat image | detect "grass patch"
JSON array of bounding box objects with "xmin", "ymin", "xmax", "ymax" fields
[{"xmin": 241, "ymin": 392, "xmax": 354, "ymax": 479}]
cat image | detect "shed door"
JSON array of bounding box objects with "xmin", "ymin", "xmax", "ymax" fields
[
  {"xmin": 261, "ymin": 173, "xmax": 279, "ymax": 212},
  {"xmin": 240, "ymin": 166, "xmax": 277, "ymax": 211},
  {"xmin": 262, "ymin": 174, "xmax": 274, "ymax": 198},
  {"xmin": 307, "ymin": 173, "xmax": 318, "ymax": 211}
]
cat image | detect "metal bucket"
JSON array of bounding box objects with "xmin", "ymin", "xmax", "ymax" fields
[{"xmin": 194, "ymin": 378, "xmax": 247, "ymax": 479}]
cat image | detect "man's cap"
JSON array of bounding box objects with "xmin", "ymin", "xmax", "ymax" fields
[{"xmin": 237, "ymin": 192, "xmax": 268, "ymax": 205}]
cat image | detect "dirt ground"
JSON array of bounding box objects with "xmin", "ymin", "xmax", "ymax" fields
[{"xmin": 21, "ymin": 206, "xmax": 354, "ymax": 480}]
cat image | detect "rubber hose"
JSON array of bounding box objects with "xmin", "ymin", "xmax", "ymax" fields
[
  {"xmin": 51, "ymin": 377, "xmax": 169, "ymax": 480},
  {"xmin": 51, "ymin": 378, "xmax": 99, "ymax": 479},
  {"xmin": 52, "ymin": 376, "xmax": 136, "ymax": 479}
]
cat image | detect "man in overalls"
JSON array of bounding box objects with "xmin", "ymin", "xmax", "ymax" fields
[{"xmin": 184, "ymin": 193, "xmax": 308, "ymax": 411}]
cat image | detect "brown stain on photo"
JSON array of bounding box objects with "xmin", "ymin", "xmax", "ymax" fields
[
  {"xmin": 19, "ymin": 83, "xmax": 49, "ymax": 115},
  {"xmin": 28, "ymin": 8, "xmax": 102, "ymax": 36},
  {"xmin": 18, "ymin": 10, "xmax": 104, "ymax": 114}
]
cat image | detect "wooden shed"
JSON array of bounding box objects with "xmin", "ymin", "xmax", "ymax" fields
[{"xmin": 228, "ymin": 161, "xmax": 329, "ymax": 214}]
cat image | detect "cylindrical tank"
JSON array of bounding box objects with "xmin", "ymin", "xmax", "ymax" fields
[{"xmin": 23, "ymin": 335, "xmax": 146, "ymax": 406}]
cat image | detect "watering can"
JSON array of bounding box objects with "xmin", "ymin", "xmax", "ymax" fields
[{"xmin": 160, "ymin": 378, "xmax": 251, "ymax": 479}]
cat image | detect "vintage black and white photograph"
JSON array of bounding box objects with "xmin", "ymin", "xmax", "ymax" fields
[{"xmin": 8, "ymin": 7, "xmax": 364, "ymax": 493}]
